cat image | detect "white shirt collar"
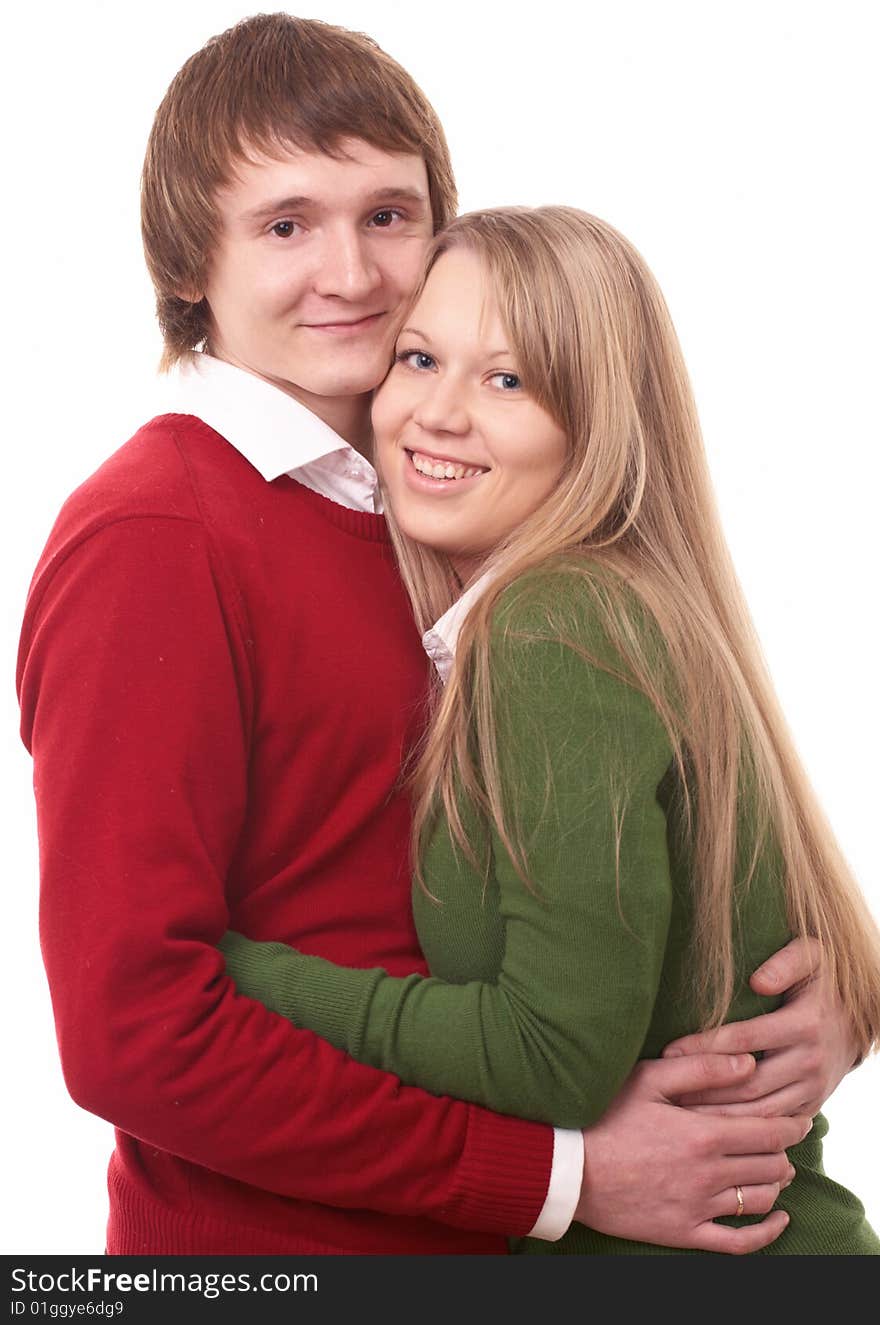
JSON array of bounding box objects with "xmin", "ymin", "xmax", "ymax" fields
[
  {"xmin": 422, "ymin": 571, "xmax": 496, "ymax": 685},
  {"xmin": 158, "ymin": 353, "xmax": 382, "ymax": 513}
]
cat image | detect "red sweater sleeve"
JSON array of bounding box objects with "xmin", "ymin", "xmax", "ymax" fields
[{"xmin": 17, "ymin": 515, "xmax": 552, "ymax": 1234}]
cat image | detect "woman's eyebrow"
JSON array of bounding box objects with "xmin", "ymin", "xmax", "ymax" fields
[{"xmin": 397, "ymin": 330, "xmax": 513, "ymax": 360}]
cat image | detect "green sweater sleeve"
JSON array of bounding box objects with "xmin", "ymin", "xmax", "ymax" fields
[{"xmin": 221, "ymin": 585, "xmax": 675, "ymax": 1129}]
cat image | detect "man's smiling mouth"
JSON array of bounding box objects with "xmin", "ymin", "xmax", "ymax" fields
[{"xmin": 302, "ymin": 312, "xmax": 387, "ymax": 334}]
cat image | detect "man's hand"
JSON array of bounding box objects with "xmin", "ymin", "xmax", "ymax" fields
[
  {"xmin": 576, "ymin": 1054, "xmax": 808, "ymax": 1253},
  {"xmin": 662, "ymin": 938, "xmax": 860, "ymax": 1117}
]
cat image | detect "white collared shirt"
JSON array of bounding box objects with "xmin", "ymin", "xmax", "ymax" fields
[
  {"xmin": 422, "ymin": 574, "xmax": 495, "ymax": 685},
  {"xmin": 159, "ymin": 352, "xmax": 382, "ymax": 511},
  {"xmin": 161, "ymin": 353, "xmax": 578, "ymax": 1242}
]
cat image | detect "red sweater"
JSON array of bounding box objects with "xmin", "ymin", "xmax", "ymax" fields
[{"xmin": 17, "ymin": 414, "xmax": 553, "ymax": 1254}]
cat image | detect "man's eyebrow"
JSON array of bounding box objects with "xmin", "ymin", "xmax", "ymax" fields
[
  {"xmin": 241, "ymin": 196, "xmax": 313, "ymax": 224},
  {"xmin": 242, "ymin": 187, "xmax": 429, "ymax": 225},
  {"xmin": 362, "ymin": 187, "xmax": 429, "ymax": 209}
]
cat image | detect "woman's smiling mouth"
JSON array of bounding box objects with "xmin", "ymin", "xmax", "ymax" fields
[{"xmin": 406, "ymin": 449, "xmax": 489, "ymax": 482}]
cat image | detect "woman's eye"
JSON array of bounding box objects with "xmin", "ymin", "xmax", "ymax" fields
[
  {"xmin": 396, "ymin": 350, "xmax": 436, "ymax": 371},
  {"xmin": 489, "ymin": 372, "xmax": 522, "ymax": 391},
  {"xmin": 270, "ymin": 220, "xmax": 297, "ymax": 238}
]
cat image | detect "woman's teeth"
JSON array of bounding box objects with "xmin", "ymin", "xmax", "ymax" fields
[{"xmin": 410, "ymin": 451, "xmax": 485, "ymax": 481}]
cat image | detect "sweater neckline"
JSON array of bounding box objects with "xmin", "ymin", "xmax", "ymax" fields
[
  {"xmin": 165, "ymin": 412, "xmax": 391, "ymax": 545},
  {"xmin": 274, "ymin": 473, "xmax": 391, "ymax": 543}
]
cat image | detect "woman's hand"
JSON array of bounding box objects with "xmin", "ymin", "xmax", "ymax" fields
[{"xmin": 661, "ymin": 938, "xmax": 860, "ymax": 1117}]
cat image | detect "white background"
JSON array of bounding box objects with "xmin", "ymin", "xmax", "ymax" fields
[{"xmin": 2, "ymin": 0, "xmax": 878, "ymax": 1254}]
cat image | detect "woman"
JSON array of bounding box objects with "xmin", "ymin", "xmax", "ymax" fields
[{"xmin": 221, "ymin": 208, "xmax": 880, "ymax": 1253}]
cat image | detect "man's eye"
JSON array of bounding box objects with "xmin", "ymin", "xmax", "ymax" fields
[
  {"xmin": 396, "ymin": 350, "xmax": 436, "ymax": 370},
  {"xmin": 370, "ymin": 209, "xmax": 401, "ymax": 228},
  {"xmin": 270, "ymin": 220, "xmax": 296, "ymax": 238},
  {"xmin": 489, "ymin": 372, "xmax": 521, "ymax": 391}
]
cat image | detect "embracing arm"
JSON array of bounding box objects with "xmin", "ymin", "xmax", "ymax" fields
[
  {"xmin": 222, "ymin": 593, "xmax": 676, "ymax": 1129},
  {"xmin": 17, "ymin": 510, "xmax": 551, "ymax": 1232}
]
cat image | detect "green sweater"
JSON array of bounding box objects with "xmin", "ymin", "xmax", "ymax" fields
[{"xmin": 221, "ymin": 570, "xmax": 878, "ymax": 1254}]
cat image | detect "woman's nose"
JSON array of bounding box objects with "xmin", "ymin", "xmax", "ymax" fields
[{"xmin": 412, "ymin": 378, "xmax": 470, "ymax": 436}]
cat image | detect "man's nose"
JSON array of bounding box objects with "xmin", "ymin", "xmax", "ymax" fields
[{"xmin": 312, "ymin": 228, "xmax": 382, "ymax": 301}]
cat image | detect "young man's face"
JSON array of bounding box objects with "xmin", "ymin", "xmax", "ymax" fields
[{"xmin": 203, "ymin": 139, "xmax": 434, "ymax": 420}]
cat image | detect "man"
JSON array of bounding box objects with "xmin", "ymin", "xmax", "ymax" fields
[{"xmin": 17, "ymin": 13, "xmax": 851, "ymax": 1255}]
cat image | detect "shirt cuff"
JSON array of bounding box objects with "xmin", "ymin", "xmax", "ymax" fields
[{"xmin": 526, "ymin": 1127, "xmax": 581, "ymax": 1241}]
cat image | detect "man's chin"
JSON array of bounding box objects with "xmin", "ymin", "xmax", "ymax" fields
[{"xmin": 293, "ymin": 368, "xmax": 389, "ymax": 401}]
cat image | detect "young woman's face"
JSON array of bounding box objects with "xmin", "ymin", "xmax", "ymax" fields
[{"xmin": 372, "ymin": 248, "xmax": 568, "ymax": 578}]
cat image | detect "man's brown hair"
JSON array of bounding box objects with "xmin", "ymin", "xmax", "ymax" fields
[{"xmin": 142, "ymin": 13, "xmax": 458, "ymax": 368}]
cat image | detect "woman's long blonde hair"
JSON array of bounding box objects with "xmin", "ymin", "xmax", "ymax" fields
[{"xmin": 387, "ymin": 206, "xmax": 880, "ymax": 1048}]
